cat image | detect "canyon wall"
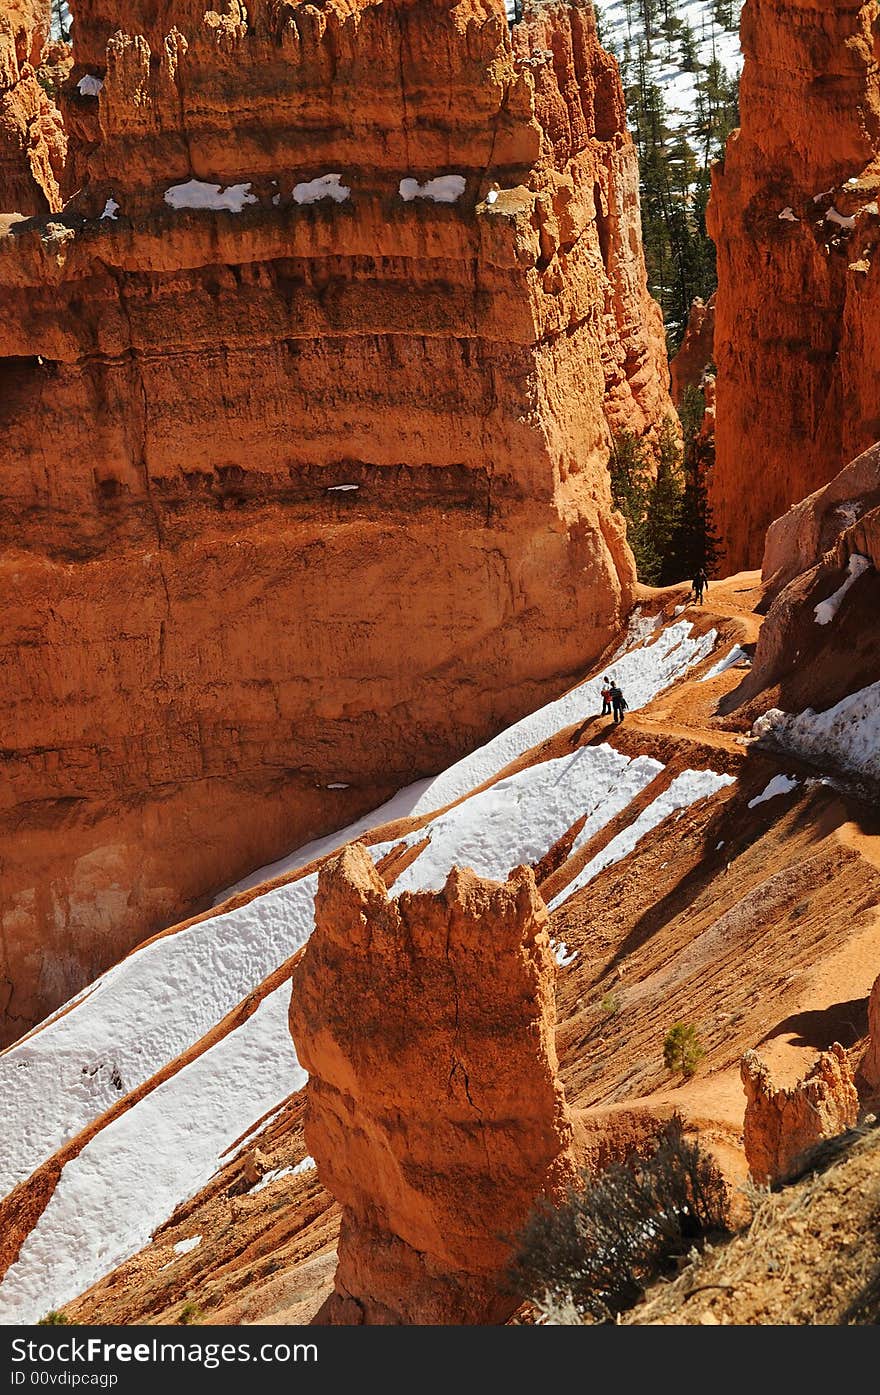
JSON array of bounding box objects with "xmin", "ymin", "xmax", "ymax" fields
[
  {"xmin": 0, "ymin": 0, "xmax": 672, "ymax": 1041},
  {"xmin": 0, "ymin": 0, "xmax": 66, "ymax": 213},
  {"xmin": 708, "ymin": 0, "xmax": 880, "ymax": 572},
  {"xmin": 290, "ymin": 846, "xmax": 575, "ymax": 1324}
]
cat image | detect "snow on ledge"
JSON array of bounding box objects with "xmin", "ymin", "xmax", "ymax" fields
[
  {"xmin": 747, "ymin": 773, "xmax": 799, "ymax": 808},
  {"xmin": 293, "ymin": 174, "xmax": 350, "ymax": 205},
  {"xmin": 164, "ymin": 180, "xmax": 257, "ymax": 213},
  {"xmin": 248, "ymin": 1156, "xmax": 315, "ymax": 1196},
  {"xmin": 326, "ymin": 483, "xmax": 359, "ymax": 492},
  {"xmin": 753, "ymin": 680, "xmax": 880, "ymax": 784},
  {"xmin": 699, "ymin": 644, "xmax": 749, "ymax": 682},
  {"xmin": 100, "ymin": 198, "xmax": 119, "ymax": 221},
  {"xmin": 399, "ymin": 175, "xmax": 466, "ymax": 205},
  {"xmin": 778, "ymin": 207, "xmax": 799, "ymax": 222},
  {"xmin": 77, "ymin": 75, "xmax": 103, "ymax": 97},
  {"xmin": 813, "ymin": 553, "xmax": 871, "ymax": 626}
]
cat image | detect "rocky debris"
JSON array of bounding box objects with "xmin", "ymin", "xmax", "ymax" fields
[
  {"xmin": 0, "ymin": 0, "xmax": 675, "ymax": 1041},
  {"xmin": 708, "ymin": 0, "xmax": 880, "ymax": 571},
  {"xmin": 669, "ymin": 293, "xmax": 715, "ymax": 407},
  {"xmin": 0, "ymin": 0, "xmax": 66, "ymax": 213},
  {"xmin": 741, "ymin": 1044, "xmax": 859, "ymax": 1185},
  {"xmin": 289, "ymin": 843, "xmax": 575, "ymax": 1324},
  {"xmin": 857, "ymin": 972, "xmax": 880, "ymax": 1103}
]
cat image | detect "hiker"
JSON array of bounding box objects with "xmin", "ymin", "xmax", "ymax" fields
[
  {"xmin": 692, "ymin": 568, "xmax": 708, "ymax": 605},
  {"xmin": 600, "ymin": 676, "xmax": 613, "ymax": 716},
  {"xmin": 611, "ymin": 682, "xmax": 628, "ymax": 724}
]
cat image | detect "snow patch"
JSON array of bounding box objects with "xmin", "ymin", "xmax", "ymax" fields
[
  {"xmin": 0, "ymin": 987, "xmax": 304, "ymax": 1324},
  {"xmin": 164, "ymin": 180, "xmax": 257, "ymax": 213},
  {"xmin": 293, "ymin": 174, "xmax": 350, "ymax": 205},
  {"xmin": 100, "ymin": 198, "xmax": 119, "ymax": 221},
  {"xmin": 747, "ymin": 774, "xmax": 800, "ymax": 808},
  {"xmin": 389, "ymin": 745, "xmax": 664, "ymax": 899},
  {"xmin": 399, "ymin": 175, "xmax": 466, "ymax": 205},
  {"xmin": 549, "ymin": 769, "xmax": 735, "ymax": 911},
  {"xmin": 753, "ymin": 681, "xmax": 880, "ymax": 784},
  {"xmin": 778, "ymin": 207, "xmax": 799, "ymax": 222},
  {"xmin": 326, "ymin": 783, "xmax": 349, "ymax": 789},
  {"xmin": 813, "ymin": 554, "xmax": 871, "ymax": 625},
  {"xmin": 172, "ymin": 1235, "xmax": 202, "ymax": 1256},
  {"xmin": 248, "ymin": 1156, "xmax": 315, "ymax": 1195},
  {"xmin": 699, "ymin": 644, "xmax": 749, "ymax": 681},
  {"xmin": 326, "ymin": 484, "xmax": 359, "ymax": 492},
  {"xmin": 552, "ymin": 940, "xmax": 578, "ymax": 968},
  {"xmin": 77, "ymin": 75, "xmax": 102, "ymax": 97}
]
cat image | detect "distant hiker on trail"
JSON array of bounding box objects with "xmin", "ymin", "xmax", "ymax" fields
[
  {"xmin": 692, "ymin": 568, "xmax": 709, "ymax": 605},
  {"xmin": 600, "ymin": 677, "xmax": 613, "ymax": 716},
  {"xmin": 610, "ymin": 683, "xmax": 628, "ymax": 724}
]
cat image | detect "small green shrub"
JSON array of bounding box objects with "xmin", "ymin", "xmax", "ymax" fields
[
  {"xmin": 38, "ymin": 1311, "xmax": 71, "ymax": 1325},
  {"xmin": 663, "ymin": 1022, "xmax": 705, "ymax": 1079},
  {"xmin": 600, "ymin": 993, "xmax": 620, "ymax": 1018},
  {"xmin": 507, "ymin": 1117, "xmax": 729, "ymax": 1321},
  {"xmin": 177, "ymin": 1302, "xmax": 203, "ymax": 1326}
]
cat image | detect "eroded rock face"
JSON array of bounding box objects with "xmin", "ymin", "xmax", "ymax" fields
[
  {"xmin": 728, "ymin": 443, "xmax": 880, "ymax": 713},
  {"xmin": 289, "ymin": 844, "xmax": 575, "ymax": 1324},
  {"xmin": 741, "ymin": 1044, "xmax": 859, "ymax": 1185},
  {"xmin": 0, "ymin": 0, "xmax": 673, "ymax": 1040},
  {"xmin": 0, "ymin": 0, "xmax": 66, "ymax": 213},
  {"xmin": 708, "ymin": 0, "xmax": 880, "ymax": 572},
  {"xmin": 669, "ymin": 293, "xmax": 715, "ymax": 406},
  {"xmin": 762, "ymin": 441, "xmax": 880, "ymax": 596}
]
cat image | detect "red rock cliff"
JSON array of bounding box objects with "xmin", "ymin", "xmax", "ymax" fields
[
  {"xmin": 0, "ymin": 0, "xmax": 66, "ymax": 212},
  {"xmin": 289, "ymin": 844, "xmax": 575, "ymax": 1324},
  {"xmin": 708, "ymin": 0, "xmax": 880, "ymax": 572},
  {"xmin": 0, "ymin": 0, "xmax": 672, "ymax": 1041}
]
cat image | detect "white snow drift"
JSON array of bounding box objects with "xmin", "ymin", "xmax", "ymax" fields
[
  {"xmin": 293, "ymin": 174, "xmax": 350, "ymax": 205},
  {"xmin": 0, "ymin": 987, "xmax": 304, "ymax": 1324},
  {"xmin": 747, "ymin": 773, "xmax": 800, "ymax": 808},
  {"xmin": 399, "ymin": 175, "xmax": 466, "ymax": 204},
  {"xmin": 164, "ymin": 180, "xmax": 257, "ymax": 213},
  {"xmin": 754, "ymin": 681, "xmax": 880, "ymax": 785}
]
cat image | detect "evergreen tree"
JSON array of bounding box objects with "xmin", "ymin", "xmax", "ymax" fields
[
  {"xmin": 609, "ymin": 394, "xmax": 719, "ymax": 585},
  {"xmin": 669, "ymin": 385, "xmax": 721, "ymax": 577}
]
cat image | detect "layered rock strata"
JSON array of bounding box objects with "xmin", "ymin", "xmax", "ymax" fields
[
  {"xmin": 741, "ymin": 1044, "xmax": 859, "ymax": 1185},
  {"xmin": 708, "ymin": 0, "xmax": 880, "ymax": 571},
  {"xmin": 289, "ymin": 844, "xmax": 575, "ymax": 1324},
  {"xmin": 0, "ymin": 0, "xmax": 673, "ymax": 1040},
  {"xmin": 0, "ymin": 0, "xmax": 66, "ymax": 212}
]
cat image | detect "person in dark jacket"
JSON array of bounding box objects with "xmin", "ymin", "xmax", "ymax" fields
[
  {"xmin": 610, "ymin": 683, "xmax": 628, "ymax": 724},
  {"xmin": 692, "ymin": 568, "xmax": 709, "ymax": 604}
]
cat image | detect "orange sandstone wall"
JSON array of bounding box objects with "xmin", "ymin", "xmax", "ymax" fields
[
  {"xmin": 708, "ymin": 0, "xmax": 880, "ymax": 572},
  {"xmin": 0, "ymin": 0, "xmax": 672, "ymax": 1041}
]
